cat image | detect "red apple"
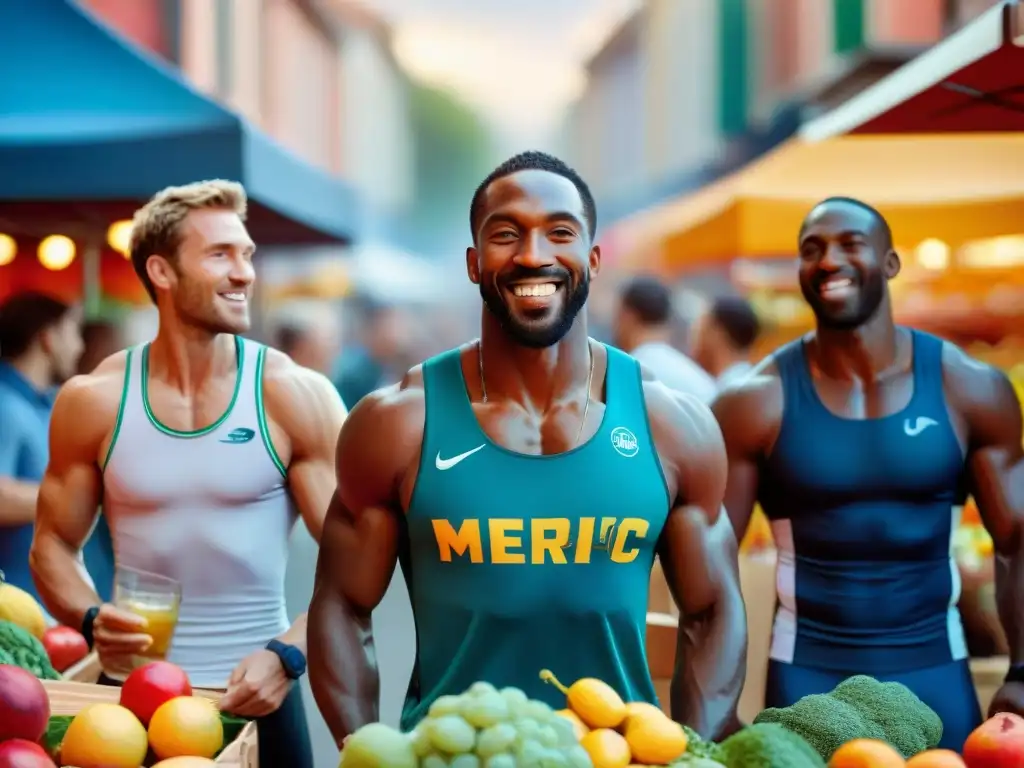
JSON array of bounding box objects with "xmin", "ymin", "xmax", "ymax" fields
[
  {"xmin": 41, "ymin": 625, "xmax": 89, "ymax": 673},
  {"xmin": 0, "ymin": 739, "xmax": 56, "ymax": 768},
  {"xmin": 0, "ymin": 665, "xmax": 50, "ymax": 743},
  {"xmin": 119, "ymin": 660, "xmax": 192, "ymax": 725},
  {"xmin": 963, "ymin": 712, "xmax": 1024, "ymax": 768}
]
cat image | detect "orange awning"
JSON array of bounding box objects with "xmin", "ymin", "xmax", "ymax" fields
[{"xmin": 625, "ymin": 133, "xmax": 1024, "ymax": 272}]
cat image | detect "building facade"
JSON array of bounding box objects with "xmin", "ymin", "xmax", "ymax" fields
[
  {"xmin": 80, "ymin": 0, "xmax": 414, "ymax": 220},
  {"xmin": 565, "ymin": 0, "xmax": 1004, "ymax": 219}
]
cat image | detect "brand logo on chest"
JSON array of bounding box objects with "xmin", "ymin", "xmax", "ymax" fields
[
  {"xmin": 220, "ymin": 427, "xmax": 256, "ymax": 444},
  {"xmin": 610, "ymin": 427, "xmax": 639, "ymax": 457}
]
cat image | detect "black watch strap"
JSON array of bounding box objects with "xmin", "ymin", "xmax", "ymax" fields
[
  {"xmin": 1005, "ymin": 663, "xmax": 1024, "ymax": 685},
  {"xmin": 81, "ymin": 605, "xmax": 101, "ymax": 650}
]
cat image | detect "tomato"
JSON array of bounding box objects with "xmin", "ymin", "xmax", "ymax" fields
[
  {"xmin": 40, "ymin": 625, "xmax": 89, "ymax": 673},
  {"xmin": 0, "ymin": 737, "xmax": 56, "ymax": 767},
  {"xmin": 119, "ymin": 661, "xmax": 192, "ymax": 726}
]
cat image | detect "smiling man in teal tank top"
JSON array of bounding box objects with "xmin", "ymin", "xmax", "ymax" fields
[{"xmin": 309, "ymin": 151, "xmax": 748, "ymax": 747}]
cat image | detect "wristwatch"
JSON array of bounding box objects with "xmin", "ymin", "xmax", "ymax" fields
[
  {"xmin": 1005, "ymin": 663, "xmax": 1024, "ymax": 685},
  {"xmin": 266, "ymin": 639, "xmax": 307, "ymax": 680},
  {"xmin": 82, "ymin": 605, "xmax": 101, "ymax": 650}
]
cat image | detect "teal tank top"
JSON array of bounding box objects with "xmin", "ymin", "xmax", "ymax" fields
[{"xmin": 399, "ymin": 344, "xmax": 672, "ymax": 730}]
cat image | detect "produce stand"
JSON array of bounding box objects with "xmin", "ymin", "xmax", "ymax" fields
[
  {"xmin": 648, "ymin": 554, "xmax": 1009, "ymax": 718},
  {"xmin": 51, "ymin": 653, "xmax": 258, "ymax": 767}
]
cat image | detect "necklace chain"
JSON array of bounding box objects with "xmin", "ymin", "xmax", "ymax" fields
[{"xmin": 478, "ymin": 340, "xmax": 595, "ymax": 448}]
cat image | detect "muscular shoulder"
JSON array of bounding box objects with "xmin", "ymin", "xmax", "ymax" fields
[
  {"xmin": 261, "ymin": 347, "xmax": 346, "ymax": 431},
  {"xmin": 642, "ymin": 378, "xmax": 727, "ymax": 516},
  {"xmin": 50, "ymin": 350, "xmax": 130, "ymax": 454},
  {"xmin": 335, "ymin": 364, "xmax": 426, "ymax": 508},
  {"xmin": 709, "ymin": 356, "xmax": 783, "ymax": 458},
  {"xmin": 940, "ymin": 341, "xmax": 1021, "ymax": 445}
]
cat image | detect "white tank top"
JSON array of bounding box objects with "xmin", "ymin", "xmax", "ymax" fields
[{"xmin": 102, "ymin": 337, "xmax": 296, "ymax": 687}]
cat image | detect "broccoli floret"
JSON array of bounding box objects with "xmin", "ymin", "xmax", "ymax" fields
[
  {"xmin": 717, "ymin": 723, "xmax": 825, "ymax": 768},
  {"xmin": 754, "ymin": 690, "xmax": 886, "ymax": 761},
  {"xmin": 829, "ymin": 675, "xmax": 943, "ymax": 757},
  {"xmin": 682, "ymin": 724, "xmax": 724, "ymax": 761}
]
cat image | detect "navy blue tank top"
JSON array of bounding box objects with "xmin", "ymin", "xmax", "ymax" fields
[{"xmin": 758, "ymin": 330, "xmax": 969, "ymax": 674}]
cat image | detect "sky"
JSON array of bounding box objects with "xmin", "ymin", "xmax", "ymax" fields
[{"xmin": 358, "ymin": 0, "xmax": 641, "ymax": 150}]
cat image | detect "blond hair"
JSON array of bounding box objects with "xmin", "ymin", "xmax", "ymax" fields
[{"xmin": 129, "ymin": 180, "xmax": 248, "ymax": 301}]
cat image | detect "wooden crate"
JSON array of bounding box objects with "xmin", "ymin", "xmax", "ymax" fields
[{"xmin": 51, "ymin": 653, "xmax": 258, "ymax": 767}]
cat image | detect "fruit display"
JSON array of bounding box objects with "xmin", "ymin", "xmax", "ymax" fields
[
  {"xmin": 0, "ymin": 582, "xmax": 47, "ymax": 640},
  {"xmin": 962, "ymin": 712, "xmax": 1024, "ymax": 768},
  {"xmin": 24, "ymin": 661, "xmax": 249, "ymax": 767},
  {"xmin": 40, "ymin": 626, "xmax": 89, "ymax": 674}
]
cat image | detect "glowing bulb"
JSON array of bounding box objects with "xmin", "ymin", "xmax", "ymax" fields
[
  {"xmin": 916, "ymin": 238, "xmax": 950, "ymax": 271},
  {"xmin": 0, "ymin": 234, "xmax": 15, "ymax": 266},
  {"xmin": 107, "ymin": 220, "xmax": 133, "ymax": 257},
  {"xmin": 38, "ymin": 235, "xmax": 76, "ymax": 271}
]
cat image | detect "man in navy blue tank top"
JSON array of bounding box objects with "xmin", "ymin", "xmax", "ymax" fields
[{"xmin": 712, "ymin": 197, "xmax": 1024, "ymax": 750}]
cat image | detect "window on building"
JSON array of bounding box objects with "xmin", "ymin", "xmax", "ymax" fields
[
  {"xmin": 717, "ymin": 0, "xmax": 749, "ymax": 136},
  {"xmin": 215, "ymin": 0, "xmax": 234, "ymax": 98}
]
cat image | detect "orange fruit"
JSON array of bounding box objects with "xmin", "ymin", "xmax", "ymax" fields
[
  {"xmin": 623, "ymin": 701, "xmax": 664, "ymax": 721},
  {"xmin": 152, "ymin": 759, "xmax": 218, "ymax": 768},
  {"xmin": 60, "ymin": 703, "xmax": 148, "ymax": 768},
  {"xmin": 624, "ymin": 710, "xmax": 688, "ymax": 764},
  {"xmin": 148, "ymin": 696, "xmax": 224, "ymax": 759},
  {"xmin": 906, "ymin": 749, "xmax": 967, "ymax": 767},
  {"xmin": 579, "ymin": 728, "xmax": 631, "ymax": 768},
  {"xmin": 829, "ymin": 738, "xmax": 906, "ymax": 768}
]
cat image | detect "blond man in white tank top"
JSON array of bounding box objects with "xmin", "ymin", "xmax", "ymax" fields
[{"xmin": 30, "ymin": 181, "xmax": 345, "ymax": 768}]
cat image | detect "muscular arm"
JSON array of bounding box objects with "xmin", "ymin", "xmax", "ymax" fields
[
  {"xmin": 946, "ymin": 350, "xmax": 1024, "ymax": 665},
  {"xmin": 710, "ymin": 368, "xmax": 782, "ymax": 540},
  {"xmin": 29, "ymin": 374, "xmax": 116, "ymax": 628},
  {"xmin": 650, "ymin": 384, "xmax": 747, "ymax": 740},
  {"xmin": 307, "ymin": 379, "xmax": 421, "ymax": 746},
  {"xmin": 262, "ymin": 355, "xmax": 348, "ymax": 656},
  {"xmin": 264, "ymin": 353, "xmax": 348, "ymax": 544}
]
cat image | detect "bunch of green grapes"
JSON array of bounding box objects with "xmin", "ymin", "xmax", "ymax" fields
[{"xmin": 409, "ymin": 682, "xmax": 594, "ymax": 768}]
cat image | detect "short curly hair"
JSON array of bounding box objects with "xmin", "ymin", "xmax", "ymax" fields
[
  {"xmin": 129, "ymin": 180, "xmax": 247, "ymax": 302},
  {"xmin": 469, "ymin": 151, "xmax": 596, "ymax": 242}
]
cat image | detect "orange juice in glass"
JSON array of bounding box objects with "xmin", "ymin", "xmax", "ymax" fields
[{"xmin": 113, "ymin": 566, "xmax": 181, "ymax": 671}]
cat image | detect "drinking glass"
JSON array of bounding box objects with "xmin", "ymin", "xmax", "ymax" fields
[{"xmin": 111, "ymin": 565, "xmax": 181, "ymax": 673}]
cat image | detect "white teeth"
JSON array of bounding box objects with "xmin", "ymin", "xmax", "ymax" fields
[
  {"xmin": 222, "ymin": 292, "xmax": 246, "ymax": 302},
  {"xmin": 512, "ymin": 283, "xmax": 557, "ymax": 298},
  {"xmin": 821, "ymin": 278, "xmax": 853, "ymax": 295}
]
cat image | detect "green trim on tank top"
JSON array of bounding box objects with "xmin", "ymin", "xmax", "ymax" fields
[
  {"xmin": 101, "ymin": 347, "xmax": 134, "ymax": 472},
  {"xmin": 254, "ymin": 345, "xmax": 287, "ymax": 478},
  {"xmin": 140, "ymin": 335, "xmax": 244, "ymax": 438}
]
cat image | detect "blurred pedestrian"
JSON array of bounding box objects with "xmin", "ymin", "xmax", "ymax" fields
[
  {"xmin": 333, "ymin": 297, "xmax": 403, "ymax": 407},
  {"xmin": 690, "ymin": 295, "xmax": 761, "ymax": 389},
  {"xmin": 0, "ymin": 292, "xmax": 114, "ymax": 602},
  {"xmin": 613, "ymin": 275, "xmax": 716, "ymax": 402},
  {"xmin": 273, "ymin": 304, "xmax": 341, "ymax": 377},
  {"xmin": 78, "ymin": 320, "xmax": 125, "ymax": 375}
]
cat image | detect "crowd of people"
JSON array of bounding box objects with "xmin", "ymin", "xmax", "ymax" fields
[{"xmin": 0, "ymin": 151, "xmax": 1021, "ymax": 765}]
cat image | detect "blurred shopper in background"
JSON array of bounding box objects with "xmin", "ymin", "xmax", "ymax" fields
[
  {"xmin": 333, "ymin": 297, "xmax": 404, "ymax": 407},
  {"xmin": 690, "ymin": 295, "xmax": 761, "ymax": 390},
  {"xmin": 613, "ymin": 274, "xmax": 716, "ymax": 402},
  {"xmin": 273, "ymin": 303, "xmax": 342, "ymax": 377},
  {"xmin": 78, "ymin": 320, "xmax": 125, "ymax": 375},
  {"xmin": 0, "ymin": 292, "xmax": 114, "ymax": 602}
]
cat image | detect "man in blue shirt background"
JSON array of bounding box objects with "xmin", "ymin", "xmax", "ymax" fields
[{"xmin": 0, "ymin": 292, "xmax": 114, "ymax": 602}]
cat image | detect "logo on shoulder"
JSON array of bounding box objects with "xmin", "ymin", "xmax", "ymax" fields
[
  {"xmin": 220, "ymin": 427, "xmax": 256, "ymax": 444},
  {"xmin": 610, "ymin": 427, "xmax": 639, "ymax": 458}
]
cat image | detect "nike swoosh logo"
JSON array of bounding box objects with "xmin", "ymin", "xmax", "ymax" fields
[
  {"xmin": 435, "ymin": 445, "xmax": 486, "ymax": 470},
  {"xmin": 904, "ymin": 417, "xmax": 938, "ymax": 437}
]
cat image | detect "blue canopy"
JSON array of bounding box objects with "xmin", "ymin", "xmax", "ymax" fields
[{"xmin": 0, "ymin": 0, "xmax": 358, "ymax": 244}]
